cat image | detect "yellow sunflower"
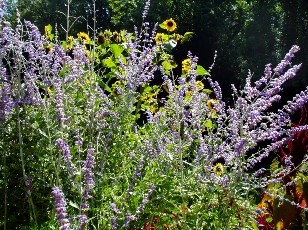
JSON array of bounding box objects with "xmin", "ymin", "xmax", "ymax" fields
[
  {"xmin": 155, "ymin": 33, "xmax": 170, "ymax": 45},
  {"xmin": 207, "ymin": 99, "xmax": 217, "ymax": 111},
  {"xmin": 97, "ymin": 34, "xmax": 105, "ymax": 44},
  {"xmin": 182, "ymin": 58, "xmax": 191, "ymax": 74},
  {"xmin": 104, "ymin": 30, "xmax": 111, "ymax": 40},
  {"xmin": 112, "ymin": 31, "xmax": 121, "ymax": 43},
  {"xmin": 66, "ymin": 36, "xmax": 74, "ymax": 49},
  {"xmin": 77, "ymin": 32, "xmax": 90, "ymax": 43},
  {"xmin": 68, "ymin": 36, "xmax": 73, "ymax": 43},
  {"xmin": 213, "ymin": 163, "xmax": 224, "ymax": 176},
  {"xmin": 174, "ymin": 34, "xmax": 182, "ymax": 42},
  {"xmin": 163, "ymin": 18, "xmax": 177, "ymax": 32},
  {"xmin": 154, "ymin": 33, "xmax": 164, "ymax": 44}
]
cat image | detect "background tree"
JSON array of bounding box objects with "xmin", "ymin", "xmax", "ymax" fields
[
  {"xmin": 7, "ymin": 0, "xmax": 110, "ymax": 39},
  {"xmin": 7, "ymin": 0, "xmax": 308, "ymax": 101}
]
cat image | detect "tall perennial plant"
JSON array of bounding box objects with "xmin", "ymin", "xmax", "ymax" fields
[{"xmin": 0, "ymin": 0, "xmax": 308, "ymax": 229}]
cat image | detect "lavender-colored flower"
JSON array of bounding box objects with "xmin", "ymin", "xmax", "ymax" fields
[
  {"xmin": 74, "ymin": 136, "xmax": 83, "ymax": 146},
  {"xmin": 0, "ymin": 68, "xmax": 13, "ymax": 122},
  {"xmin": 80, "ymin": 203, "xmax": 89, "ymax": 210},
  {"xmin": 51, "ymin": 187, "xmax": 71, "ymax": 230},
  {"xmin": 23, "ymin": 68, "xmax": 42, "ymax": 105},
  {"xmin": 114, "ymin": 25, "xmax": 158, "ymax": 90},
  {"xmin": 283, "ymin": 87, "xmax": 308, "ymax": 114},
  {"xmin": 146, "ymin": 109, "xmax": 154, "ymax": 122},
  {"xmin": 142, "ymin": 0, "xmax": 151, "ymax": 19},
  {"xmin": 54, "ymin": 78, "xmax": 67, "ymax": 123},
  {"xmin": 207, "ymin": 77, "xmax": 222, "ymax": 101},
  {"xmin": 255, "ymin": 64, "xmax": 272, "ymax": 88},
  {"xmin": 56, "ymin": 139, "xmax": 73, "ymax": 174},
  {"xmin": 135, "ymin": 183, "xmax": 155, "ymax": 215},
  {"xmin": 274, "ymin": 45, "xmax": 300, "ymax": 74},
  {"xmin": 83, "ymin": 148, "xmax": 95, "ymax": 195},
  {"xmin": 234, "ymin": 138, "xmax": 246, "ymax": 156},
  {"xmin": 111, "ymin": 216, "xmax": 118, "ymax": 230},
  {"xmin": 124, "ymin": 212, "xmax": 137, "ymax": 228},
  {"xmin": 77, "ymin": 214, "xmax": 87, "ymax": 230},
  {"xmin": 0, "ymin": 0, "xmax": 5, "ymax": 21},
  {"xmin": 23, "ymin": 176, "xmax": 33, "ymax": 200},
  {"xmin": 126, "ymin": 156, "xmax": 145, "ymax": 196},
  {"xmin": 110, "ymin": 203, "xmax": 117, "ymax": 212},
  {"xmin": 78, "ymin": 148, "xmax": 95, "ymax": 228}
]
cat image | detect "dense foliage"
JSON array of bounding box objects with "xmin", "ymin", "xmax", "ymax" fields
[
  {"xmin": 1, "ymin": 0, "xmax": 308, "ymax": 229},
  {"xmin": 5, "ymin": 0, "xmax": 308, "ymax": 99}
]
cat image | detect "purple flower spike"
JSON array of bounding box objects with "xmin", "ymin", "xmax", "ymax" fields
[
  {"xmin": 142, "ymin": 0, "xmax": 151, "ymax": 19},
  {"xmin": 83, "ymin": 148, "xmax": 95, "ymax": 194},
  {"xmin": 51, "ymin": 187, "xmax": 71, "ymax": 230},
  {"xmin": 77, "ymin": 214, "xmax": 88, "ymax": 230},
  {"xmin": 0, "ymin": 0, "xmax": 4, "ymax": 21},
  {"xmin": 56, "ymin": 139, "xmax": 73, "ymax": 172},
  {"xmin": 0, "ymin": 69, "xmax": 13, "ymax": 123},
  {"xmin": 274, "ymin": 45, "xmax": 300, "ymax": 74},
  {"xmin": 54, "ymin": 78, "xmax": 68, "ymax": 123},
  {"xmin": 78, "ymin": 148, "xmax": 95, "ymax": 229}
]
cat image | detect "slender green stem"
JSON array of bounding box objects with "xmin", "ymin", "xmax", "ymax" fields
[
  {"xmin": 4, "ymin": 153, "xmax": 7, "ymax": 230},
  {"xmin": 65, "ymin": 0, "xmax": 71, "ymax": 50},
  {"xmin": 178, "ymin": 124, "xmax": 187, "ymax": 229},
  {"xmin": 16, "ymin": 59, "xmax": 38, "ymax": 226}
]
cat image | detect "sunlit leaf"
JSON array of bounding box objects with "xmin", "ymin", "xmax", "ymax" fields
[
  {"xmin": 159, "ymin": 22, "xmax": 166, "ymax": 29},
  {"xmin": 110, "ymin": 44, "xmax": 123, "ymax": 58},
  {"xmin": 204, "ymin": 120, "xmax": 213, "ymax": 128},
  {"xmin": 162, "ymin": 60, "xmax": 173, "ymax": 70},
  {"xmin": 102, "ymin": 57, "xmax": 117, "ymax": 68},
  {"xmin": 196, "ymin": 65, "xmax": 210, "ymax": 76}
]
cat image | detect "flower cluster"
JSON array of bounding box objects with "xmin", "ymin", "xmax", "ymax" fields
[
  {"xmin": 78, "ymin": 148, "xmax": 95, "ymax": 229},
  {"xmin": 56, "ymin": 139, "xmax": 74, "ymax": 174},
  {"xmin": 2, "ymin": 1, "xmax": 308, "ymax": 228},
  {"xmin": 82, "ymin": 148, "xmax": 95, "ymax": 201},
  {"xmin": 51, "ymin": 187, "xmax": 71, "ymax": 230}
]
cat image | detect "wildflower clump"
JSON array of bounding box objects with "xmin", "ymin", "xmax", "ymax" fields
[{"xmin": 1, "ymin": 0, "xmax": 308, "ymax": 229}]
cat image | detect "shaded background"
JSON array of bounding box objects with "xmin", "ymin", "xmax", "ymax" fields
[{"xmin": 5, "ymin": 0, "xmax": 308, "ymax": 104}]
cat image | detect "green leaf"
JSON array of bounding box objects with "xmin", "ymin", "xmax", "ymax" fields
[
  {"xmin": 204, "ymin": 88, "xmax": 213, "ymax": 94},
  {"xmin": 251, "ymin": 221, "xmax": 259, "ymax": 230},
  {"xmin": 48, "ymin": 34, "xmax": 54, "ymax": 41},
  {"xmin": 102, "ymin": 57, "xmax": 116, "ymax": 68},
  {"xmin": 45, "ymin": 24, "xmax": 53, "ymax": 36},
  {"xmin": 196, "ymin": 65, "xmax": 210, "ymax": 76},
  {"xmin": 211, "ymin": 112, "xmax": 218, "ymax": 118},
  {"xmin": 162, "ymin": 60, "xmax": 173, "ymax": 70},
  {"xmin": 61, "ymin": 41, "xmax": 67, "ymax": 49},
  {"xmin": 69, "ymin": 201, "xmax": 79, "ymax": 209},
  {"xmin": 119, "ymin": 54, "xmax": 127, "ymax": 65},
  {"xmin": 159, "ymin": 22, "xmax": 166, "ymax": 29},
  {"xmin": 110, "ymin": 44, "xmax": 123, "ymax": 58},
  {"xmin": 297, "ymin": 172, "xmax": 308, "ymax": 182},
  {"xmin": 143, "ymin": 86, "xmax": 153, "ymax": 93},
  {"xmin": 99, "ymin": 81, "xmax": 112, "ymax": 92},
  {"xmin": 181, "ymin": 32, "xmax": 194, "ymax": 43},
  {"xmin": 204, "ymin": 120, "xmax": 213, "ymax": 128}
]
